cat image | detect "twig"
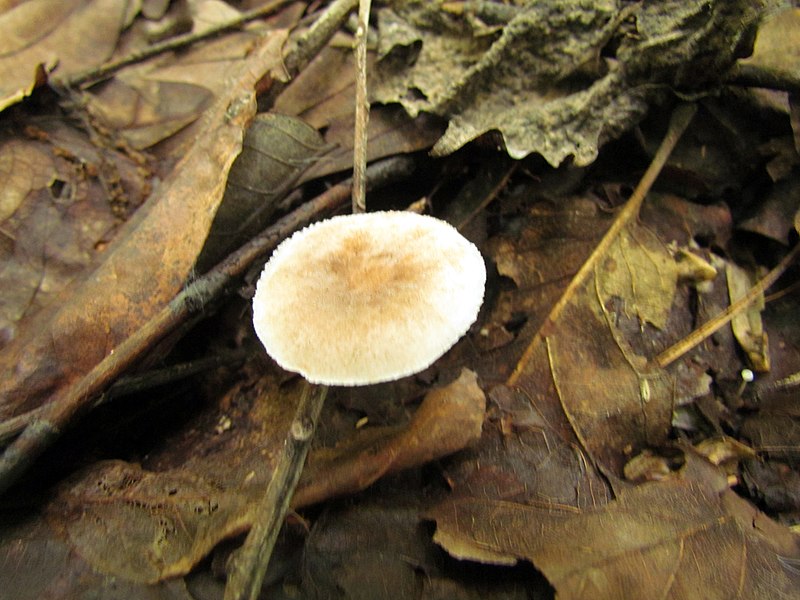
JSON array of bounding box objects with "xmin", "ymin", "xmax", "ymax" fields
[
  {"xmin": 654, "ymin": 242, "xmax": 800, "ymax": 368},
  {"xmin": 224, "ymin": 382, "xmax": 328, "ymax": 600},
  {"xmin": 508, "ymin": 103, "xmax": 698, "ymax": 386},
  {"xmin": 52, "ymin": 0, "xmax": 295, "ymax": 89},
  {"xmin": 351, "ymin": 0, "xmax": 373, "ymax": 213},
  {"xmin": 261, "ymin": 0, "xmax": 360, "ymax": 107}
]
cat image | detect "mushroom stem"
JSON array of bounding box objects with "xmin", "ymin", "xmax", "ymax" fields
[
  {"xmin": 224, "ymin": 381, "xmax": 329, "ymax": 600},
  {"xmin": 351, "ymin": 0, "xmax": 372, "ymax": 213}
]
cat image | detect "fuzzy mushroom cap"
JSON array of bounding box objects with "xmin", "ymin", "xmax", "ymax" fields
[{"xmin": 252, "ymin": 211, "xmax": 486, "ymax": 386}]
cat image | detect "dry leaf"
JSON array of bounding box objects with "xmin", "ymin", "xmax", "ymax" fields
[
  {"xmin": 1, "ymin": 516, "xmax": 195, "ymax": 600},
  {"xmin": 274, "ymin": 45, "xmax": 444, "ymax": 182},
  {"xmin": 294, "ymin": 368, "xmax": 486, "ymax": 508},
  {"xmin": 373, "ymin": 1, "xmax": 762, "ymax": 166},
  {"xmin": 0, "ymin": 0, "xmax": 129, "ymax": 110},
  {"xmin": 195, "ymin": 112, "xmax": 331, "ymax": 272},
  {"xmin": 739, "ymin": 7, "xmax": 800, "ymax": 77},
  {"xmin": 0, "ymin": 30, "xmax": 287, "ymax": 417},
  {"xmin": 493, "ymin": 207, "xmax": 681, "ymax": 474},
  {"xmin": 0, "ymin": 121, "xmax": 149, "ymax": 347},
  {"xmin": 35, "ymin": 369, "xmax": 484, "ymax": 583},
  {"xmin": 726, "ymin": 261, "xmax": 770, "ymax": 372},
  {"xmin": 87, "ymin": 77, "xmax": 214, "ymax": 150},
  {"xmin": 49, "ymin": 460, "xmax": 252, "ymax": 583},
  {"xmin": 430, "ymin": 458, "xmax": 800, "ymax": 599}
]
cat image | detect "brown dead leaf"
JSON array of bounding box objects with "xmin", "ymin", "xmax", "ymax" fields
[
  {"xmin": 443, "ymin": 377, "xmax": 614, "ymax": 514},
  {"xmin": 301, "ymin": 497, "xmax": 542, "ymax": 600},
  {"xmin": 86, "ymin": 29, "xmax": 259, "ymax": 153},
  {"xmin": 87, "ymin": 77, "xmax": 214, "ymax": 150},
  {"xmin": 1, "ymin": 514, "xmax": 195, "ymax": 600},
  {"xmin": 0, "ymin": 0, "xmax": 129, "ymax": 110},
  {"xmin": 545, "ymin": 275, "xmax": 674, "ymax": 475},
  {"xmin": 0, "ymin": 120, "xmax": 149, "ymax": 346},
  {"xmin": 83, "ymin": 3, "xmax": 305, "ymax": 156},
  {"xmin": 40, "ymin": 370, "xmax": 303, "ymax": 583},
  {"xmin": 196, "ymin": 112, "xmax": 331, "ymax": 272},
  {"xmin": 738, "ymin": 177, "xmax": 800, "ymax": 246},
  {"xmin": 492, "ymin": 201, "xmax": 685, "ymax": 475},
  {"xmin": 430, "ymin": 455, "xmax": 800, "ymax": 600},
  {"xmin": 0, "ymin": 30, "xmax": 287, "ymax": 417},
  {"xmin": 49, "ymin": 460, "xmax": 252, "ymax": 583},
  {"xmin": 294, "ymin": 368, "xmax": 486, "ymax": 508},
  {"xmin": 600, "ymin": 222, "xmax": 679, "ymax": 330}
]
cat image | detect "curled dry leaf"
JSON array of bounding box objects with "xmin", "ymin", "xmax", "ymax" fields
[
  {"xmin": 195, "ymin": 112, "xmax": 331, "ymax": 272},
  {"xmin": 726, "ymin": 261, "xmax": 770, "ymax": 372},
  {"xmin": 294, "ymin": 368, "xmax": 486, "ymax": 507},
  {"xmin": 373, "ymin": 0, "xmax": 763, "ymax": 166}
]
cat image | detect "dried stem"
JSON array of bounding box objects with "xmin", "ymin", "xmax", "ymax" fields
[
  {"xmin": 351, "ymin": 0, "xmax": 373, "ymax": 213},
  {"xmin": 224, "ymin": 382, "xmax": 328, "ymax": 600}
]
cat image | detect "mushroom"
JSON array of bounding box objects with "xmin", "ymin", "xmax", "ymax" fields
[{"xmin": 226, "ymin": 211, "xmax": 485, "ymax": 600}]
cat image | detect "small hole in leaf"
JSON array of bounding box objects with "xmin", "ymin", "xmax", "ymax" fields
[{"xmin": 49, "ymin": 179, "xmax": 68, "ymax": 199}]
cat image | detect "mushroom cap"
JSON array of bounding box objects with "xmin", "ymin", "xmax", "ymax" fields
[{"xmin": 252, "ymin": 211, "xmax": 486, "ymax": 386}]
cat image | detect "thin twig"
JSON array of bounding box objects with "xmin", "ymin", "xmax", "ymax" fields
[
  {"xmin": 262, "ymin": 0, "xmax": 360, "ymax": 107},
  {"xmin": 654, "ymin": 242, "xmax": 800, "ymax": 368},
  {"xmin": 507, "ymin": 103, "xmax": 697, "ymax": 386},
  {"xmin": 351, "ymin": 0, "xmax": 373, "ymax": 213},
  {"xmin": 52, "ymin": 0, "xmax": 295, "ymax": 89},
  {"xmin": 224, "ymin": 382, "xmax": 328, "ymax": 600}
]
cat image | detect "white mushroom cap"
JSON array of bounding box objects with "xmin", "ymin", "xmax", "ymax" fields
[{"xmin": 252, "ymin": 211, "xmax": 486, "ymax": 386}]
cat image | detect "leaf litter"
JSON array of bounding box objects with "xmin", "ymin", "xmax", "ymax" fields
[{"xmin": 1, "ymin": 2, "xmax": 800, "ymax": 600}]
